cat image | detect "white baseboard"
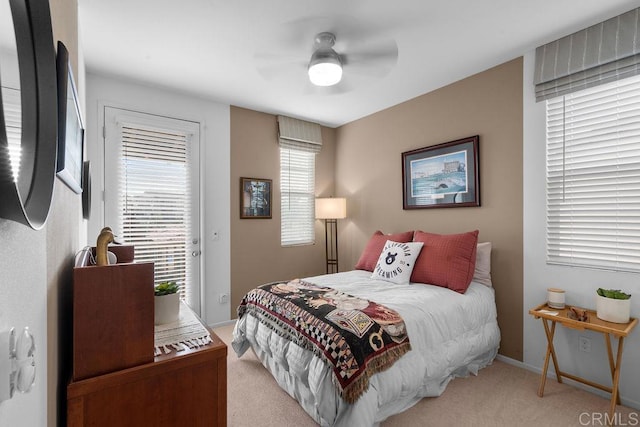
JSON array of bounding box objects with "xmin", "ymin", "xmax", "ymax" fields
[
  {"xmin": 208, "ymin": 319, "xmax": 236, "ymax": 329},
  {"xmin": 495, "ymin": 355, "xmax": 640, "ymax": 410}
]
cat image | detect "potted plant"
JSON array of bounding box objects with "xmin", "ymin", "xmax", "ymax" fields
[
  {"xmin": 154, "ymin": 281, "xmax": 180, "ymax": 325},
  {"xmin": 596, "ymin": 288, "xmax": 632, "ymax": 324}
]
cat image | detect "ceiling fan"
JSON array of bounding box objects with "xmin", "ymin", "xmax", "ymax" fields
[
  {"xmin": 308, "ymin": 32, "xmax": 343, "ymax": 86},
  {"xmin": 254, "ymin": 15, "xmax": 399, "ymax": 93}
]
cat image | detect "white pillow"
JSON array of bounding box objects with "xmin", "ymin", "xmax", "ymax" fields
[
  {"xmin": 372, "ymin": 240, "xmax": 423, "ymax": 284},
  {"xmin": 473, "ymin": 242, "xmax": 492, "ymax": 287}
]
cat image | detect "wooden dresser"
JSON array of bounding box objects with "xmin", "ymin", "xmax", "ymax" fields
[{"xmin": 67, "ymin": 331, "xmax": 227, "ymax": 426}]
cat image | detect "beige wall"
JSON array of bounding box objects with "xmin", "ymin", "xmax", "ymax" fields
[
  {"xmin": 48, "ymin": 0, "xmax": 81, "ymax": 425},
  {"xmin": 229, "ymin": 107, "xmax": 337, "ymax": 316},
  {"xmin": 335, "ymin": 58, "xmax": 524, "ymax": 360}
]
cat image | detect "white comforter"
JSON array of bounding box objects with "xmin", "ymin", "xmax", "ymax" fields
[{"xmin": 232, "ymin": 270, "xmax": 500, "ymax": 426}]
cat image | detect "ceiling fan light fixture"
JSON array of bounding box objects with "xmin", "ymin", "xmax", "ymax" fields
[
  {"xmin": 308, "ymin": 32, "xmax": 342, "ymax": 86},
  {"xmin": 308, "ymin": 59, "xmax": 342, "ymax": 86}
]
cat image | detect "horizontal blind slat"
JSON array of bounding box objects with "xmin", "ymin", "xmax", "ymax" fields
[
  {"xmin": 117, "ymin": 121, "xmax": 193, "ymax": 296},
  {"xmin": 546, "ymin": 73, "xmax": 640, "ymax": 272},
  {"xmin": 280, "ymin": 148, "xmax": 315, "ymax": 246}
]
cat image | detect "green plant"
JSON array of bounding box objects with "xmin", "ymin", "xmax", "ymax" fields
[
  {"xmin": 154, "ymin": 281, "xmax": 179, "ymax": 296},
  {"xmin": 596, "ymin": 288, "xmax": 631, "ymax": 300}
]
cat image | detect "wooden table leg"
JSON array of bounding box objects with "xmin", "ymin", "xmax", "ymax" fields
[
  {"xmin": 538, "ymin": 319, "xmax": 561, "ymax": 397},
  {"xmin": 608, "ymin": 336, "xmax": 625, "ymax": 422},
  {"xmin": 605, "ymin": 334, "xmax": 622, "ymax": 406}
]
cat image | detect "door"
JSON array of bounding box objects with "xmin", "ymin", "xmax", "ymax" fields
[{"xmin": 103, "ymin": 107, "xmax": 201, "ymax": 313}]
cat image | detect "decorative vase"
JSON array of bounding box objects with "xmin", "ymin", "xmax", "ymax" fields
[
  {"xmin": 596, "ymin": 295, "xmax": 631, "ymax": 324},
  {"xmin": 154, "ymin": 293, "xmax": 180, "ymax": 325},
  {"xmin": 547, "ymin": 288, "xmax": 565, "ymax": 309}
]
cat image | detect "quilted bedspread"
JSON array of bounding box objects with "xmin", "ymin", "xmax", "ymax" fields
[
  {"xmin": 237, "ymin": 279, "xmax": 411, "ymax": 403},
  {"xmin": 233, "ymin": 270, "xmax": 500, "ymax": 426}
]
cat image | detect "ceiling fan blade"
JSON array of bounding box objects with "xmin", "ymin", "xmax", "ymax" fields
[
  {"xmin": 341, "ymin": 37, "xmax": 398, "ymax": 63},
  {"xmin": 278, "ymin": 15, "xmax": 359, "ymax": 48},
  {"xmin": 340, "ymin": 40, "xmax": 398, "ymax": 78},
  {"xmin": 256, "ymin": 62, "xmax": 306, "ymax": 81},
  {"xmin": 325, "ymin": 79, "xmax": 356, "ymax": 95},
  {"xmin": 304, "ymin": 80, "xmax": 355, "ymax": 96},
  {"xmin": 254, "ymin": 51, "xmax": 307, "ymax": 81}
]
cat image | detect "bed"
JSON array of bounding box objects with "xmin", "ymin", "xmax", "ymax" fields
[{"xmin": 232, "ymin": 231, "xmax": 501, "ymax": 426}]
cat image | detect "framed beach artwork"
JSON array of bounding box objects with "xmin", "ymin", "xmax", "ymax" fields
[
  {"xmin": 402, "ymin": 135, "xmax": 480, "ymax": 209},
  {"xmin": 240, "ymin": 177, "xmax": 272, "ymax": 219}
]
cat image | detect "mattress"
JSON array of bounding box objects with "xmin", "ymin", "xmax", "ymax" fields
[{"xmin": 232, "ymin": 270, "xmax": 501, "ymax": 426}]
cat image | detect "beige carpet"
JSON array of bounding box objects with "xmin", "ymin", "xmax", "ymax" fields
[{"xmin": 214, "ymin": 323, "xmax": 639, "ymax": 426}]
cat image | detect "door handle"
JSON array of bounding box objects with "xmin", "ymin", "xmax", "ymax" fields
[{"xmin": 191, "ymin": 250, "xmax": 201, "ymax": 257}]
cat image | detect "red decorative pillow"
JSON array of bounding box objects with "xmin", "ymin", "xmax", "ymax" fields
[
  {"xmin": 355, "ymin": 230, "xmax": 414, "ymax": 272},
  {"xmin": 411, "ymin": 230, "xmax": 479, "ymax": 293}
]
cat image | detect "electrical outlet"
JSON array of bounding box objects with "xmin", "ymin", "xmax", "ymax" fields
[
  {"xmin": 579, "ymin": 336, "xmax": 591, "ymax": 353},
  {"xmin": 218, "ymin": 294, "xmax": 229, "ymax": 304}
]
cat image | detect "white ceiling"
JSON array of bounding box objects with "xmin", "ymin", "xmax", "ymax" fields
[{"xmin": 78, "ymin": 0, "xmax": 638, "ymax": 128}]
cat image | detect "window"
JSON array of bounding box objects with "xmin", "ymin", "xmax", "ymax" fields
[
  {"xmin": 546, "ymin": 73, "xmax": 640, "ymax": 272},
  {"xmin": 104, "ymin": 107, "xmax": 201, "ymax": 311},
  {"xmin": 280, "ymin": 147, "xmax": 315, "ymax": 246}
]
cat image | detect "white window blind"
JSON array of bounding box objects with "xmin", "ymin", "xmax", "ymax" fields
[
  {"xmin": 546, "ymin": 73, "xmax": 640, "ymax": 272},
  {"xmin": 1, "ymin": 86, "xmax": 21, "ymax": 181},
  {"xmin": 280, "ymin": 147, "xmax": 315, "ymax": 246},
  {"xmin": 117, "ymin": 123, "xmax": 194, "ymax": 297}
]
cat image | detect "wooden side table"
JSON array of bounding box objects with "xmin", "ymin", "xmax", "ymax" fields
[
  {"xmin": 529, "ymin": 304, "xmax": 637, "ymax": 421},
  {"xmin": 68, "ymin": 330, "xmax": 227, "ymax": 426}
]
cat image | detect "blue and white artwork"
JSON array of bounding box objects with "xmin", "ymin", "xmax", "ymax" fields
[{"xmin": 410, "ymin": 150, "xmax": 468, "ymax": 198}]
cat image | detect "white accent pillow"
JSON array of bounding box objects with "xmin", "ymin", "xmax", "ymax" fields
[
  {"xmin": 372, "ymin": 240, "xmax": 424, "ymax": 284},
  {"xmin": 473, "ymin": 242, "xmax": 492, "ymax": 287}
]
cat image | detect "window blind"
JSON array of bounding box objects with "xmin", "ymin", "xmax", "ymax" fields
[
  {"xmin": 280, "ymin": 147, "xmax": 316, "ymax": 246},
  {"xmin": 1, "ymin": 87, "xmax": 21, "ymax": 182},
  {"xmin": 546, "ymin": 73, "xmax": 640, "ymax": 272},
  {"xmin": 535, "ymin": 7, "xmax": 640, "ymax": 102},
  {"xmin": 117, "ymin": 123, "xmax": 194, "ymax": 299},
  {"xmin": 277, "ymin": 115, "xmax": 322, "ymax": 153}
]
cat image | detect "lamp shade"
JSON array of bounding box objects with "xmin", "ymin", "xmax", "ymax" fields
[{"xmin": 315, "ymin": 198, "xmax": 347, "ymax": 219}]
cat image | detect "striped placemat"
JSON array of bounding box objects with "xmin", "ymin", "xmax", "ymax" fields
[{"xmin": 154, "ymin": 301, "xmax": 212, "ymax": 355}]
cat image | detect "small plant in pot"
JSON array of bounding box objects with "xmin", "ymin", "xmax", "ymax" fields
[
  {"xmin": 596, "ymin": 288, "xmax": 632, "ymax": 324},
  {"xmin": 154, "ymin": 281, "xmax": 180, "ymax": 325}
]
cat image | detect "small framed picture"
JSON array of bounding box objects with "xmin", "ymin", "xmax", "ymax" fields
[
  {"xmin": 240, "ymin": 177, "xmax": 272, "ymax": 219},
  {"xmin": 402, "ymin": 135, "xmax": 480, "ymax": 209},
  {"xmin": 56, "ymin": 41, "xmax": 84, "ymax": 194}
]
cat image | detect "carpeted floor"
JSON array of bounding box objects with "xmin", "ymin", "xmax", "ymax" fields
[{"xmin": 214, "ymin": 323, "xmax": 639, "ymax": 426}]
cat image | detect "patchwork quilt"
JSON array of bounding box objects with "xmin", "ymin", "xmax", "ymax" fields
[{"xmin": 237, "ymin": 279, "xmax": 411, "ymax": 403}]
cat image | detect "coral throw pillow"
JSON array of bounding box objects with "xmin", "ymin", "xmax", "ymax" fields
[
  {"xmin": 411, "ymin": 230, "xmax": 479, "ymax": 293},
  {"xmin": 355, "ymin": 230, "xmax": 414, "ymax": 272}
]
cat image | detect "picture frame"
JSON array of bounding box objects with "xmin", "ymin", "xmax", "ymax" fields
[
  {"xmin": 82, "ymin": 160, "xmax": 91, "ymax": 220},
  {"xmin": 56, "ymin": 41, "xmax": 84, "ymax": 194},
  {"xmin": 402, "ymin": 135, "xmax": 480, "ymax": 209},
  {"xmin": 240, "ymin": 177, "xmax": 272, "ymax": 219}
]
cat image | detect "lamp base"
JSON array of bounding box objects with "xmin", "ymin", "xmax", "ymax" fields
[{"xmin": 324, "ymin": 219, "xmax": 339, "ymax": 274}]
